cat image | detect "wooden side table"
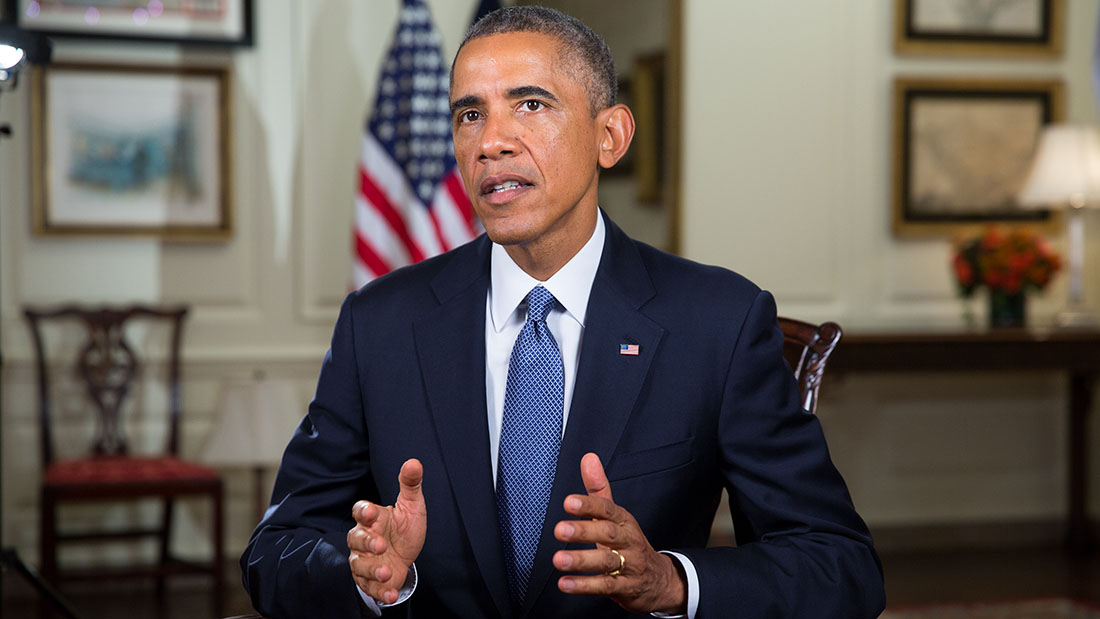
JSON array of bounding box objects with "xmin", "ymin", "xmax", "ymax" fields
[{"xmin": 829, "ymin": 328, "xmax": 1100, "ymax": 554}]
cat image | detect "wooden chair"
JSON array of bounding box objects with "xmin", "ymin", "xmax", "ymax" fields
[
  {"xmin": 777, "ymin": 316, "xmax": 843, "ymax": 415},
  {"xmin": 24, "ymin": 304, "xmax": 223, "ymax": 617}
]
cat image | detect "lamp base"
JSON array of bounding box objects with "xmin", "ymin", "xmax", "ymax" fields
[{"xmin": 1055, "ymin": 305, "xmax": 1100, "ymax": 330}]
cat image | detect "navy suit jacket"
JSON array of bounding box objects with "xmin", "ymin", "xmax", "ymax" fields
[{"xmin": 241, "ymin": 215, "xmax": 885, "ymax": 618}]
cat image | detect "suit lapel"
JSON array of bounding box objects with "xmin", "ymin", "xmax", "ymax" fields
[
  {"xmin": 520, "ymin": 217, "xmax": 666, "ymax": 617},
  {"xmin": 413, "ymin": 238, "xmax": 513, "ymax": 619}
]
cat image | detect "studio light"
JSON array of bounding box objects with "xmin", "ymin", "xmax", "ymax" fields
[
  {"xmin": 0, "ymin": 24, "xmax": 50, "ymax": 86},
  {"xmin": 0, "ymin": 45, "xmax": 25, "ymax": 82},
  {"xmin": 0, "ymin": 24, "xmax": 51, "ymax": 137}
]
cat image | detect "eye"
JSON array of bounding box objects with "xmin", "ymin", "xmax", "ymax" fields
[
  {"xmin": 521, "ymin": 100, "xmax": 544, "ymax": 112},
  {"xmin": 458, "ymin": 110, "xmax": 481, "ymax": 124}
]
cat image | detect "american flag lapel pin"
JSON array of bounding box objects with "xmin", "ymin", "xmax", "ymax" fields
[{"xmin": 619, "ymin": 343, "xmax": 640, "ymax": 356}]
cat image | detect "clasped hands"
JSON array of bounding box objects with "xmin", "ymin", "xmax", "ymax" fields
[{"xmin": 347, "ymin": 453, "xmax": 686, "ymax": 615}]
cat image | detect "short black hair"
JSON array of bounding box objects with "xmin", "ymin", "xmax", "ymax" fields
[{"xmin": 453, "ymin": 6, "xmax": 617, "ymax": 116}]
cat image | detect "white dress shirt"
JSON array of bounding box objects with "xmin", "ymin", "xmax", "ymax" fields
[
  {"xmin": 485, "ymin": 213, "xmax": 606, "ymax": 478},
  {"xmin": 363, "ymin": 212, "xmax": 699, "ymax": 618}
]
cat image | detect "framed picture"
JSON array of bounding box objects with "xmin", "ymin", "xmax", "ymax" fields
[
  {"xmin": 630, "ymin": 53, "xmax": 665, "ymax": 205},
  {"xmin": 8, "ymin": 0, "xmax": 253, "ymax": 46},
  {"xmin": 31, "ymin": 63, "xmax": 232, "ymax": 240},
  {"xmin": 894, "ymin": 0, "xmax": 1062, "ymax": 57},
  {"xmin": 606, "ymin": 53, "xmax": 666, "ymax": 205},
  {"xmin": 892, "ymin": 77, "xmax": 1063, "ymax": 238}
]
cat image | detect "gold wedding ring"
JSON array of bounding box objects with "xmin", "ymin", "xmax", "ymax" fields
[{"xmin": 606, "ymin": 549, "xmax": 625, "ymax": 576}]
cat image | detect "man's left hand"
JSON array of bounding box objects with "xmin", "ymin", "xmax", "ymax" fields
[{"xmin": 552, "ymin": 452, "xmax": 687, "ymax": 615}]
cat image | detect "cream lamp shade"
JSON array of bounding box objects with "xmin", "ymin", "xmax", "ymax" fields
[
  {"xmin": 203, "ymin": 376, "xmax": 303, "ymax": 522},
  {"xmin": 1018, "ymin": 125, "xmax": 1100, "ymax": 210},
  {"xmin": 203, "ymin": 377, "xmax": 302, "ymax": 467}
]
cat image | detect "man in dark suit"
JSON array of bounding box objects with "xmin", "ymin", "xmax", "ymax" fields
[{"xmin": 242, "ymin": 7, "xmax": 884, "ymax": 618}]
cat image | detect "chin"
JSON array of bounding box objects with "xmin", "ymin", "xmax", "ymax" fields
[
  {"xmin": 479, "ymin": 218, "xmax": 538, "ymax": 247},
  {"xmin": 483, "ymin": 228, "xmax": 532, "ymax": 247}
]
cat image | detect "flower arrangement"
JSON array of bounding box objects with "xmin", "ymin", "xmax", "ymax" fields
[{"xmin": 952, "ymin": 227, "xmax": 1061, "ymax": 297}]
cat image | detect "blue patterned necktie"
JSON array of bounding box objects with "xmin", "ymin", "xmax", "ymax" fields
[{"xmin": 497, "ymin": 285, "xmax": 564, "ymax": 606}]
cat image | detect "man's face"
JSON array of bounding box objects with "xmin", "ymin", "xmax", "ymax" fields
[{"xmin": 450, "ymin": 32, "xmax": 603, "ymax": 254}]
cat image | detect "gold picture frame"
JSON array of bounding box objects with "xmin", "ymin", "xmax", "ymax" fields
[
  {"xmin": 892, "ymin": 76, "xmax": 1064, "ymax": 238},
  {"xmin": 608, "ymin": 53, "xmax": 666, "ymax": 206},
  {"xmin": 630, "ymin": 53, "xmax": 665, "ymax": 205},
  {"xmin": 31, "ymin": 63, "xmax": 232, "ymax": 240},
  {"xmin": 10, "ymin": 0, "xmax": 253, "ymax": 46},
  {"xmin": 894, "ymin": 0, "xmax": 1063, "ymax": 57}
]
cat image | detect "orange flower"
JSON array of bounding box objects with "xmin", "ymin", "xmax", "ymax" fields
[
  {"xmin": 985, "ymin": 270, "xmax": 1004, "ymax": 288},
  {"xmin": 1010, "ymin": 251, "xmax": 1036, "ymax": 271},
  {"xmin": 981, "ymin": 227, "xmax": 1004, "ymax": 250},
  {"xmin": 954, "ymin": 257, "xmax": 974, "ymax": 286},
  {"xmin": 951, "ymin": 226, "xmax": 1061, "ymax": 297}
]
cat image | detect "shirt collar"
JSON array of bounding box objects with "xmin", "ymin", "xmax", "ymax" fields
[{"xmin": 489, "ymin": 211, "xmax": 606, "ymax": 332}]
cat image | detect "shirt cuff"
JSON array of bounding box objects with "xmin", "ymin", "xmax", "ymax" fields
[
  {"xmin": 356, "ymin": 562, "xmax": 418, "ymax": 616},
  {"xmin": 651, "ymin": 551, "xmax": 699, "ymax": 619}
]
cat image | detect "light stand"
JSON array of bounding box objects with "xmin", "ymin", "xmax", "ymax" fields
[{"xmin": 0, "ymin": 23, "xmax": 76, "ymax": 619}]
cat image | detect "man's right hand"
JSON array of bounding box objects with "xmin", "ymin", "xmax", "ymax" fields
[{"xmin": 348, "ymin": 458, "xmax": 427, "ymax": 604}]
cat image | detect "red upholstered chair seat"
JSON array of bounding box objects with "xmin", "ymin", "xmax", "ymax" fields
[{"xmin": 45, "ymin": 455, "xmax": 219, "ymax": 487}]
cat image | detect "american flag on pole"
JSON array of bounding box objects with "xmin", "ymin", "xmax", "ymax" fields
[
  {"xmin": 1094, "ymin": 5, "xmax": 1100, "ymax": 108},
  {"xmin": 352, "ymin": 0, "xmax": 480, "ymax": 287}
]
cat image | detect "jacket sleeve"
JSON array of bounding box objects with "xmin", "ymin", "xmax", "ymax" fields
[
  {"xmin": 240, "ymin": 294, "xmax": 379, "ymax": 619},
  {"xmin": 676, "ymin": 290, "xmax": 885, "ymax": 618}
]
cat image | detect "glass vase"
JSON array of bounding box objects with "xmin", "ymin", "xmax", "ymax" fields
[{"xmin": 988, "ymin": 289, "xmax": 1026, "ymax": 329}]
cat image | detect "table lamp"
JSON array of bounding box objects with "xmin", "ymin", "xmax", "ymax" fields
[
  {"xmin": 1017, "ymin": 124, "xmax": 1100, "ymax": 329},
  {"xmin": 202, "ymin": 374, "xmax": 303, "ymax": 523}
]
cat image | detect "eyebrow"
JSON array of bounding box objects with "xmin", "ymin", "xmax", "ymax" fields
[
  {"xmin": 506, "ymin": 85, "xmax": 559, "ymax": 104},
  {"xmin": 449, "ymin": 85, "xmax": 561, "ymax": 116},
  {"xmin": 450, "ymin": 95, "xmax": 483, "ymax": 115}
]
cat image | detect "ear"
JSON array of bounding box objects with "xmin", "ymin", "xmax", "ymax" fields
[{"xmin": 596, "ymin": 104, "xmax": 635, "ymax": 170}]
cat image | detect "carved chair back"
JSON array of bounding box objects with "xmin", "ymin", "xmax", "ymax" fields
[
  {"xmin": 777, "ymin": 317, "xmax": 842, "ymax": 415},
  {"xmin": 23, "ymin": 305, "xmax": 188, "ymax": 467}
]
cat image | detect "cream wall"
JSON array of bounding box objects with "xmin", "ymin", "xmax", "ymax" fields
[
  {"xmin": 1, "ymin": 0, "xmax": 1098, "ymax": 564},
  {"xmin": 683, "ymin": 0, "xmax": 1100, "ymax": 325},
  {"xmin": 682, "ymin": 0, "xmax": 1100, "ymax": 530}
]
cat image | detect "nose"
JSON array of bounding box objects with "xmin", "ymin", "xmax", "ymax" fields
[{"xmin": 478, "ymin": 112, "xmax": 519, "ymax": 161}]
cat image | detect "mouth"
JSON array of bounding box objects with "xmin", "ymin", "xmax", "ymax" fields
[
  {"xmin": 479, "ymin": 174, "xmax": 534, "ymax": 202},
  {"xmin": 487, "ymin": 180, "xmax": 528, "ymax": 194}
]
